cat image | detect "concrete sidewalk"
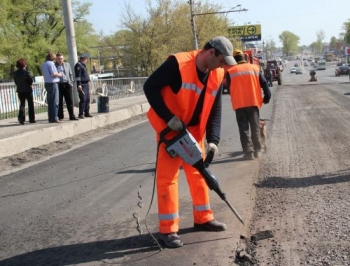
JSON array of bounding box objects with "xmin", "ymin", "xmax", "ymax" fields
[{"xmin": 0, "ymin": 95, "xmax": 149, "ymax": 159}]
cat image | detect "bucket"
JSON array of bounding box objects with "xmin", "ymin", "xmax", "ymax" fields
[{"xmin": 97, "ymin": 96, "xmax": 109, "ymax": 113}]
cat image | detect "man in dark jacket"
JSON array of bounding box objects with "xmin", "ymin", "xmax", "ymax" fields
[
  {"xmin": 74, "ymin": 54, "xmax": 92, "ymax": 119},
  {"xmin": 143, "ymin": 36, "xmax": 236, "ymax": 248},
  {"xmin": 13, "ymin": 58, "xmax": 35, "ymax": 124}
]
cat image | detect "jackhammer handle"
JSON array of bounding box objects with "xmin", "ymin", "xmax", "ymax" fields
[
  {"xmin": 159, "ymin": 126, "xmax": 173, "ymax": 145},
  {"xmin": 204, "ymin": 149, "xmax": 215, "ymax": 168},
  {"xmin": 159, "ymin": 122, "xmax": 187, "ymax": 145}
]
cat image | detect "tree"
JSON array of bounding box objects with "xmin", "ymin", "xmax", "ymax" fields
[
  {"xmin": 279, "ymin": 31, "xmax": 300, "ymax": 56},
  {"xmin": 329, "ymin": 36, "xmax": 338, "ymax": 51},
  {"xmin": 0, "ymin": 0, "xmax": 97, "ymax": 78},
  {"xmin": 117, "ymin": 0, "xmax": 230, "ymax": 76},
  {"xmin": 264, "ymin": 39, "xmax": 277, "ymax": 59},
  {"xmin": 341, "ymin": 19, "xmax": 350, "ymax": 44},
  {"xmin": 315, "ymin": 30, "xmax": 325, "ymax": 54}
]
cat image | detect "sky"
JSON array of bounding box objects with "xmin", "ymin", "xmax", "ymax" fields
[{"xmin": 82, "ymin": 0, "xmax": 350, "ymax": 47}]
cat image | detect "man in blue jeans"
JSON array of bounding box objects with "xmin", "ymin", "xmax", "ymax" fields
[{"xmin": 42, "ymin": 52, "xmax": 62, "ymax": 123}]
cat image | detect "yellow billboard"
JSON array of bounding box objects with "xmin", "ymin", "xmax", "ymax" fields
[{"xmin": 227, "ymin": 24, "xmax": 262, "ymax": 41}]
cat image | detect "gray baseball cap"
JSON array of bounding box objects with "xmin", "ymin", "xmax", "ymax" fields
[
  {"xmin": 79, "ymin": 53, "xmax": 89, "ymax": 59},
  {"xmin": 208, "ymin": 36, "xmax": 237, "ymax": 65}
]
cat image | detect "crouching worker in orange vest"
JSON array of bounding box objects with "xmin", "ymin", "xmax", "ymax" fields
[
  {"xmin": 227, "ymin": 50, "xmax": 271, "ymax": 160},
  {"xmin": 143, "ymin": 36, "xmax": 237, "ymax": 248}
]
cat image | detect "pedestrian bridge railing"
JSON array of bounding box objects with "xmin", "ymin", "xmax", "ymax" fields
[{"xmin": 0, "ymin": 77, "xmax": 147, "ymax": 120}]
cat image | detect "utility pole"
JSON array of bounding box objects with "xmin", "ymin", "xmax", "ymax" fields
[
  {"xmin": 61, "ymin": 0, "xmax": 79, "ymax": 106},
  {"xmin": 189, "ymin": 2, "xmax": 248, "ymax": 50},
  {"xmin": 189, "ymin": 0, "xmax": 199, "ymax": 50}
]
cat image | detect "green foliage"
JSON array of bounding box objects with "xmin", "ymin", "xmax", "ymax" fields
[
  {"xmin": 7, "ymin": 0, "xmax": 349, "ymax": 79},
  {"xmin": 279, "ymin": 31, "xmax": 300, "ymax": 56},
  {"xmin": 0, "ymin": 0, "xmax": 96, "ymax": 78},
  {"xmin": 342, "ymin": 19, "xmax": 350, "ymax": 44},
  {"xmin": 117, "ymin": 0, "xmax": 230, "ymax": 75}
]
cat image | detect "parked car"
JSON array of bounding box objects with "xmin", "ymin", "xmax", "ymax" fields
[
  {"xmin": 290, "ymin": 67, "xmax": 297, "ymax": 73},
  {"xmin": 335, "ymin": 65, "xmax": 350, "ymax": 76},
  {"xmin": 295, "ymin": 68, "xmax": 303, "ymax": 75}
]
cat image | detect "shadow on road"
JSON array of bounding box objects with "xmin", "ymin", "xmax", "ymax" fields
[
  {"xmin": 117, "ymin": 167, "xmax": 155, "ymax": 174},
  {"xmin": 0, "ymin": 234, "xmax": 162, "ymax": 266},
  {"xmin": 0, "ymin": 226, "xmax": 232, "ymax": 266},
  {"xmin": 255, "ymin": 168, "xmax": 350, "ymax": 188},
  {"xmin": 208, "ymin": 151, "xmax": 245, "ymax": 165}
]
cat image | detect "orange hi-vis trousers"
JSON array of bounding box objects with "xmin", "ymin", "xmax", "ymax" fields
[{"xmin": 156, "ymin": 134, "xmax": 214, "ymax": 234}]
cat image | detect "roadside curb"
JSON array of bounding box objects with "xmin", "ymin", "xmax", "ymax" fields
[{"xmin": 0, "ymin": 102, "xmax": 150, "ymax": 159}]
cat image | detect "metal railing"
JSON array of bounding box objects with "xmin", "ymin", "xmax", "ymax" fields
[
  {"xmin": 0, "ymin": 77, "xmax": 147, "ymax": 120},
  {"xmin": 90, "ymin": 77, "xmax": 147, "ymax": 100}
]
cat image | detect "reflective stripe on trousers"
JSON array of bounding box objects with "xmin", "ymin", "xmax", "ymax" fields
[{"xmin": 156, "ymin": 136, "xmax": 214, "ymax": 234}]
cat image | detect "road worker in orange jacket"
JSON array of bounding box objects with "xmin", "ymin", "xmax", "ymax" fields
[
  {"xmin": 143, "ymin": 36, "xmax": 236, "ymax": 248},
  {"xmin": 227, "ymin": 49, "xmax": 271, "ymax": 160}
]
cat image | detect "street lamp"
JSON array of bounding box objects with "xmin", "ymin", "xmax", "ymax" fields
[
  {"xmin": 225, "ymin": 4, "xmax": 241, "ymax": 28},
  {"xmin": 225, "ymin": 4, "xmax": 241, "ymax": 19},
  {"xmin": 262, "ymin": 35, "xmax": 272, "ymax": 60},
  {"xmin": 189, "ymin": 1, "xmax": 248, "ymax": 49}
]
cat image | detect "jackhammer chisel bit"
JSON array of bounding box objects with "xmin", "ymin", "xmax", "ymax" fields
[{"xmin": 193, "ymin": 161, "xmax": 245, "ymax": 225}]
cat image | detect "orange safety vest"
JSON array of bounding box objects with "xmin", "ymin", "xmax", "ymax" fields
[
  {"xmin": 147, "ymin": 50, "xmax": 224, "ymax": 139},
  {"xmin": 227, "ymin": 63, "xmax": 263, "ymax": 110}
]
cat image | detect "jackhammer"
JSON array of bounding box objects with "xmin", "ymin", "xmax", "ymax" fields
[{"xmin": 160, "ymin": 126, "xmax": 245, "ymax": 225}]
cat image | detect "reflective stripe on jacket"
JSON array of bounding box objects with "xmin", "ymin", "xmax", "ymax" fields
[
  {"xmin": 228, "ymin": 63, "xmax": 263, "ymax": 110},
  {"xmin": 147, "ymin": 50, "xmax": 224, "ymax": 138}
]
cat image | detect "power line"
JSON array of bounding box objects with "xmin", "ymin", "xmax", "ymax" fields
[{"xmin": 189, "ymin": 1, "xmax": 248, "ymax": 49}]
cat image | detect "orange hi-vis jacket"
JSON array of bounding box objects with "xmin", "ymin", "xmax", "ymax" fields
[
  {"xmin": 227, "ymin": 63, "xmax": 263, "ymax": 111},
  {"xmin": 147, "ymin": 50, "xmax": 224, "ymax": 234},
  {"xmin": 147, "ymin": 50, "xmax": 224, "ymax": 140}
]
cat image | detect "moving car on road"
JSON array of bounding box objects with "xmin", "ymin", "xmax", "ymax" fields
[
  {"xmin": 335, "ymin": 65, "xmax": 350, "ymax": 76},
  {"xmin": 295, "ymin": 68, "xmax": 303, "ymax": 75},
  {"xmin": 290, "ymin": 67, "xmax": 297, "ymax": 73}
]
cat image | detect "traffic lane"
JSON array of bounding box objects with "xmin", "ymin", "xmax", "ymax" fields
[
  {"xmin": 0, "ymin": 122, "xmax": 160, "ymax": 265},
  {"xmin": 0, "ymin": 96, "xmax": 262, "ymax": 266},
  {"xmin": 283, "ymin": 62, "xmax": 350, "ymax": 85},
  {"xmin": 0, "ymin": 92, "xmax": 272, "ymax": 265}
]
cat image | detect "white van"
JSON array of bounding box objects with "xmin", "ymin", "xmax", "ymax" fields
[{"xmin": 317, "ymin": 60, "xmax": 326, "ymax": 70}]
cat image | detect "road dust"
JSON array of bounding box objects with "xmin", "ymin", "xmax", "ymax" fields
[{"xmin": 236, "ymin": 84, "xmax": 350, "ymax": 265}]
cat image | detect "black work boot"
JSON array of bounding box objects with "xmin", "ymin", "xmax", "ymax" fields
[
  {"xmin": 243, "ymin": 152, "xmax": 254, "ymax": 160},
  {"xmin": 159, "ymin": 232, "xmax": 183, "ymax": 248},
  {"xmin": 194, "ymin": 219, "xmax": 227, "ymax": 232},
  {"xmin": 254, "ymin": 151, "xmax": 262, "ymax": 158}
]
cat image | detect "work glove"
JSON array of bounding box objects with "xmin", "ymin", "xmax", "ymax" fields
[
  {"xmin": 263, "ymin": 96, "xmax": 270, "ymax": 104},
  {"xmin": 204, "ymin": 143, "xmax": 218, "ymax": 167},
  {"xmin": 207, "ymin": 143, "xmax": 219, "ymax": 154},
  {"xmin": 167, "ymin": 116, "xmax": 183, "ymax": 131}
]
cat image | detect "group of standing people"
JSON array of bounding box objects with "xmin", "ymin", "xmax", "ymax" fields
[
  {"xmin": 13, "ymin": 53, "xmax": 92, "ymax": 125},
  {"xmin": 143, "ymin": 36, "xmax": 271, "ymax": 248}
]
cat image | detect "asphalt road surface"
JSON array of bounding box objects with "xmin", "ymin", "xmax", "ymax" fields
[
  {"xmin": 0, "ymin": 80, "xmax": 273, "ymax": 265},
  {"xmin": 1, "ymin": 60, "xmax": 349, "ymax": 266},
  {"xmin": 246, "ymin": 61, "xmax": 350, "ymax": 266}
]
